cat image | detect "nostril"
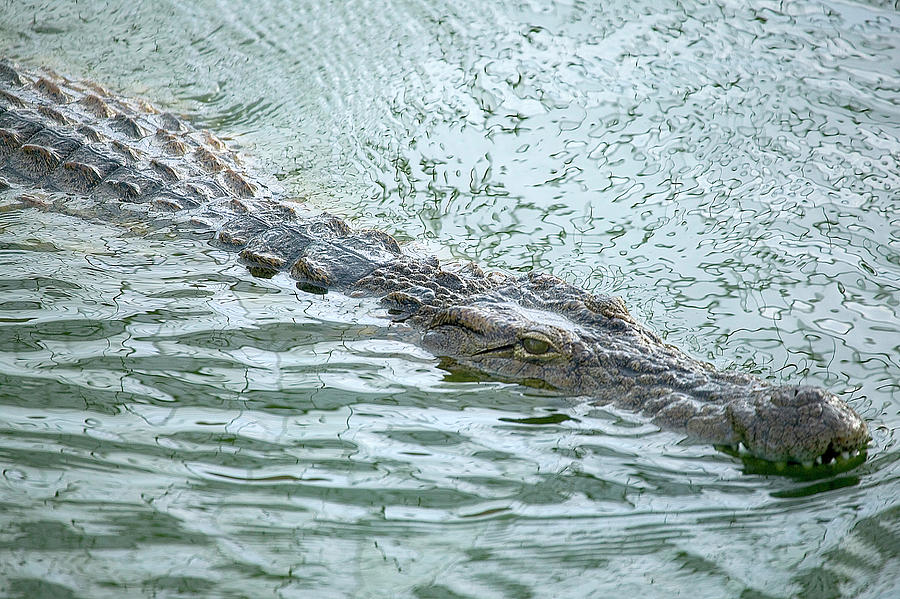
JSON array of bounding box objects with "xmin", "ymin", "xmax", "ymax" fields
[{"xmin": 789, "ymin": 385, "xmax": 831, "ymax": 405}]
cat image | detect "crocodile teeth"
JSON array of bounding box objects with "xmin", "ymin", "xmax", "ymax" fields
[
  {"xmin": 802, "ymin": 460, "xmax": 814, "ymax": 469},
  {"xmin": 815, "ymin": 456, "xmax": 823, "ymax": 465},
  {"xmin": 841, "ymin": 451, "xmax": 850, "ymax": 461}
]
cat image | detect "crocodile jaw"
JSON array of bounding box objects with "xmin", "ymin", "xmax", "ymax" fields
[{"xmin": 726, "ymin": 385, "xmax": 869, "ymax": 464}]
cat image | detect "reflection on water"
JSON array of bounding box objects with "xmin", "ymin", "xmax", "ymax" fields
[{"xmin": 1, "ymin": 0, "xmax": 899, "ymax": 597}]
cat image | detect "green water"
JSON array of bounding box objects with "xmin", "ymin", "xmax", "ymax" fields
[{"xmin": 1, "ymin": 1, "xmax": 899, "ymax": 597}]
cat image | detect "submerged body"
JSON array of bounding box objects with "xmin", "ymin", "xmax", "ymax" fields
[{"xmin": 0, "ymin": 59, "xmax": 868, "ymax": 465}]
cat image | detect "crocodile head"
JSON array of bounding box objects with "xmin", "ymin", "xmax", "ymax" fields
[{"xmin": 421, "ymin": 273, "xmax": 869, "ymax": 465}]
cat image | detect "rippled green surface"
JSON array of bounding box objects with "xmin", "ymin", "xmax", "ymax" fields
[{"xmin": 1, "ymin": 1, "xmax": 899, "ymax": 597}]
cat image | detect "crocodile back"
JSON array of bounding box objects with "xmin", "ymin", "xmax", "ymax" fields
[{"xmin": 0, "ymin": 59, "xmax": 269, "ymax": 221}]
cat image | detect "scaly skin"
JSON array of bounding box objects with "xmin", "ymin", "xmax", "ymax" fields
[{"xmin": 0, "ymin": 58, "xmax": 869, "ymax": 465}]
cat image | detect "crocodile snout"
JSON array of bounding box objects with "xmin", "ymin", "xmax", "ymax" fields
[{"xmin": 727, "ymin": 385, "xmax": 869, "ymax": 464}]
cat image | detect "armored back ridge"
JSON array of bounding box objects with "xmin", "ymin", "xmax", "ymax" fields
[{"xmin": 0, "ymin": 59, "xmax": 869, "ymax": 467}]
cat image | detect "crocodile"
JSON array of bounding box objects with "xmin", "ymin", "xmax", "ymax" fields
[{"xmin": 0, "ymin": 59, "xmax": 869, "ymax": 466}]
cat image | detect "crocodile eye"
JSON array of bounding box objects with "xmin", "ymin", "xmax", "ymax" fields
[{"xmin": 522, "ymin": 336, "xmax": 551, "ymax": 355}]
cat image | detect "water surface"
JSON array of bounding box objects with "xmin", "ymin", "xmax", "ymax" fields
[{"xmin": 1, "ymin": 1, "xmax": 899, "ymax": 597}]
